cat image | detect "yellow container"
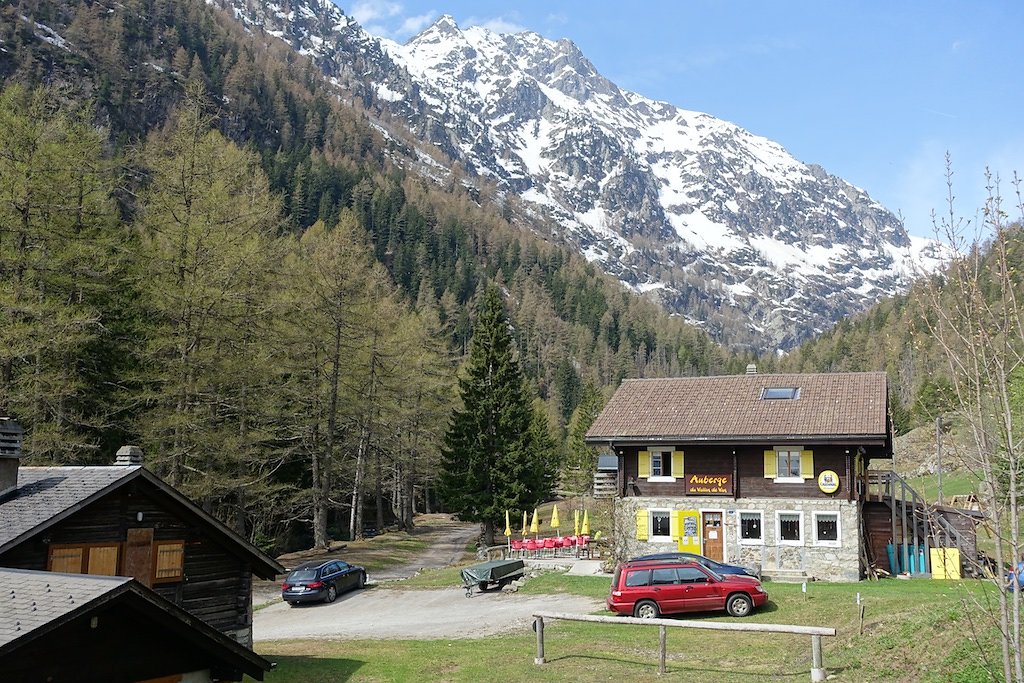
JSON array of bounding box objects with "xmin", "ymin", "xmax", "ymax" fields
[{"xmin": 930, "ymin": 548, "xmax": 961, "ymax": 579}]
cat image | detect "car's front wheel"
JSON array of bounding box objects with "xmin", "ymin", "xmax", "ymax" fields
[
  {"xmin": 357, "ymin": 572, "xmax": 366, "ymax": 589},
  {"xmin": 633, "ymin": 600, "xmax": 660, "ymax": 619},
  {"xmin": 726, "ymin": 593, "xmax": 752, "ymax": 617},
  {"xmin": 326, "ymin": 585, "xmax": 338, "ymax": 603}
]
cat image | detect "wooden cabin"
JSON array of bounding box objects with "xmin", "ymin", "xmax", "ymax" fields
[
  {"xmin": 0, "ymin": 568, "xmax": 271, "ymax": 682},
  {"xmin": 0, "ymin": 439, "xmax": 283, "ymax": 647}
]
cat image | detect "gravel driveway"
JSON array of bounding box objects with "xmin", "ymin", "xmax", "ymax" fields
[{"xmin": 253, "ymin": 586, "xmax": 604, "ymax": 641}]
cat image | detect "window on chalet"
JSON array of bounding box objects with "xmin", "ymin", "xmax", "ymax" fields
[
  {"xmin": 638, "ymin": 448, "xmax": 683, "ymax": 482},
  {"xmin": 761, "ymin": 386, "xmax": 800, "ymax": 400},
  {"xmin": 778, "ymin": 511, "xmax": 803, "ymax": 545},
  {"xmin": 813, "ymin": 512, "xmax": 841, "ymax": 546},
  {"xmin": 153, "ymin": 540, "xmax": 185, "ymax": 583},
  {"xmin": 48, "ymin": 544, "xmax": 120, "ymax": 576},
  {"xmin": 763, "ymin": 448, "xmax": 814, "ymax": 483},
  {"xmin": 739, "ymin": 511, "xmax": 763, "ymax": 544}
]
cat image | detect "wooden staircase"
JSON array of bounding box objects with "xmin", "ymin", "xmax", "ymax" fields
[{"xmin": 862, "ymin": 470, "xmax": 976, "ymax": 578}]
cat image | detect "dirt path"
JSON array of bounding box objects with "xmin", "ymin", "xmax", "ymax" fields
[
  {"xmin": 252, "ymin": 514, "xmax": 606, "ymax": 640},
  {"xmin": 253, "ymin": 514, "xmax": 480, "ymax": 605},
  {"xmin": 254, "ymin": 587, "xmax": 602, "ymax": 641}
]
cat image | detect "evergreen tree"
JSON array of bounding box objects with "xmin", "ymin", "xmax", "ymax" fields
[
  {"xmin": 563, "ymin": 382, "xmax": 606, "ymax": 496},
  {"xmin": 439, "ymin": 285, "xmax": 555, "ymax": 545}
]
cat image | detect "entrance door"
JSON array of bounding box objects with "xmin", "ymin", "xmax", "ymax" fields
[{"xmin": 702, "ymin": 511, "xmax": 723, "ymax": 561}]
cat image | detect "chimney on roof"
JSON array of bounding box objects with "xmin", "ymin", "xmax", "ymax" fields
[
  {"xmin": 114, "ymin": 445, "xmax": 143, "ymax": 467},
  {"xmin": 746, "ymin": 363, "xmax": 757, "ymax": 375},
  {"xmin": 0, "ymin": 418, "xmax": 24, "ymax": 497}
]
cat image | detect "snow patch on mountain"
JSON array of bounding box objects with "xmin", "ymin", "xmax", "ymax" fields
[{"xmin": 216, "ymin": 1, "xmax": 946, "ymax": 352}]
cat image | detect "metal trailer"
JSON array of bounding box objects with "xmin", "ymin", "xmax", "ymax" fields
[{"xmin": 460, "ymin": 559, "xmax": 525, "ymax": 597}]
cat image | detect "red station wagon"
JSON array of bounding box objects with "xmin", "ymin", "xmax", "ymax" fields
[{"xmin": 607, "ymin": 559, "xmax": 768, "ymax": 619}]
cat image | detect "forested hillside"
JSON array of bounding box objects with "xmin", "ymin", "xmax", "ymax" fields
[{"xmin": 0, "ymin": 0, "xmax": 736, "ymax": 551}]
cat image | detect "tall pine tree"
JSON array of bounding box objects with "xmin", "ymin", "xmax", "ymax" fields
[{"xmin": 440, "ymin": 285, "xmax": 555, "ymax": 545}]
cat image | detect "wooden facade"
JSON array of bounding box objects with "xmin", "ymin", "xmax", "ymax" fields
[
  {"xmin": 618, "ymin": 444, "xmax": 861, "ymax": 502},
  {"xmin": 0, "ymin": 470, "xmax": 281, "ymax": 645}
]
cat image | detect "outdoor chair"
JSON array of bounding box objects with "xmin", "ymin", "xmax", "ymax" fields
[
  {"xmin": 525, "ymin": 539, "xmax": 539, "ymax": 557},
  {"xmin": 510, "ymin": 539, "xmax": 523, "ymax": 557},
  {"xmin": 543, "ymin": 537, "xmax": 556, "ymax": 556}
]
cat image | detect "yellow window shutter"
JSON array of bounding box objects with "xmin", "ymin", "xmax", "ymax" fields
[
  {"xmin": 635, "ymin": 509, "xmax": 649, "ymax": 540},
  {"xmin": 638, "ymin": 450, "xmax": 651, "ymax": 478},
  {"xmin": 763, "ymin": 450, "xmax": 777, "ymax": 478},
  {"xmin": 801, "ymin": 450, "xmax": 815, "ymax": 478},
  {"xmin": 670, "ymin": 510, "xmax": 681, "ymax": 541},
  {"xmin": 672, "ymin": 450, "xmax": 684, "ymax": 479}
]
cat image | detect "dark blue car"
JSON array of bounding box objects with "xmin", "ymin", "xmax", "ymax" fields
[
  {"xmin": 629, "ymin": 552, "xmax": 760, "ymax": 580},
  {"xmin": 282, "ymin": 559, "xmax": 367, "ymax": 606}
]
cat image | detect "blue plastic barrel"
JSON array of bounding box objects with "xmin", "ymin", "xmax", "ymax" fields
[{"xmin": 886, "ymin": 543, "xmax": 897, "ymax": 574}]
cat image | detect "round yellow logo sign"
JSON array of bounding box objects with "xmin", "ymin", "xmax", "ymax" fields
[{"xmin": 817, "ymin": 470, "xmax": 840, "ymax": 494}]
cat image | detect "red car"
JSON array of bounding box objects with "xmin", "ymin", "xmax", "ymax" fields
[{"xmin": 607, "ymin": 559, "xmax": 768, "ymax": 619}]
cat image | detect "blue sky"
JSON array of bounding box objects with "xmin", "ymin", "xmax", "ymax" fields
[{"xmin": 342, "ymin": 1, "xmax": 1023, "ymax": 238}]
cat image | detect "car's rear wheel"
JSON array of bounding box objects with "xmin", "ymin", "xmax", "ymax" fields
[
  {"xmin": 633, "ymin": 600, "xmax": 660, "ymax": 619},
  {"xmin": 326, "ymin": 585, "xmax": 337, "ymax": 603},
  {"xmin": 288, "ymin": 601, "xmax": 298, "ymax": 607},
  {"xmin": 726, "ymin": 593, "xmax": 752, "ymax": 617}
]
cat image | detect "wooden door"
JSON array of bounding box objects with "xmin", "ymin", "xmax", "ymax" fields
[
  {"xmin": 125, "ymin": 528, "xmax": 154, "ymax": 587},
  {"xmin": 702, "ymin": 511, "xmax": 723, "ymax": 561}
]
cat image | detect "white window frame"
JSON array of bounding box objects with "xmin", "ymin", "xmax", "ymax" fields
[
  {"xmin": 738, "ymin": 510, "xmax": 764, "ymax": 546},
  {"xmin": 774, "ymin": 447, "xmax": 804, "ymax": 484},
  {"xmin": 777, "ymin": 510, "xmax": 803, "ymax": 546},
  {"xmin": 647, "ymin": 448, "xmax": 676, "ymax": 483},
  {"xmin": 812, "ymin": 511, "xmax": 841, "ymax": 547},
  {"xmin": 649, "ymin": 508, "xmax": 672, "ymax": 543}
]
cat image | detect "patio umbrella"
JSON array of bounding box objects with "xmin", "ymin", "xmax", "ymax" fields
[
  {"xmin": 530, "ymin": 508, "xmax": 539, "ymax": 538},
  {"xmin": 574, "ymin": 509, "xmax": 580, "ymax": 537},
  {"xmin": 521, "ymin": 510, "xmax": 529, "ymax": 537},
  {"xmin": 581, "ymin": 509, "xmax": 590, "ymax": 536},
  {"xmin": 550, "ymin": 504, "xmax": 560, "ymax": 535},
  {"xmin": 504, "ymin": 510, "xmax": 512, "ymax": 550}
]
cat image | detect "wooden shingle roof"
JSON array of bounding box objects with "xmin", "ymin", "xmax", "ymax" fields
[{"xmin": 586, "ymin": 371, "xmax": 889, "ymax": 445}]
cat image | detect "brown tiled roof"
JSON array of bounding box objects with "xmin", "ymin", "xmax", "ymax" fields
[{"xmin": 585, "ymin": 371, "xmax": 888, "ymax": 444}]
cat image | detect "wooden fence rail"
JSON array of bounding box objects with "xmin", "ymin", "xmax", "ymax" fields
[{"xmin": 532, "ymin": 611, "xmax": 837, "ymax": 681}]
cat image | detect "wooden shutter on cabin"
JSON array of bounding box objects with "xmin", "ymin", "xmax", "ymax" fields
[
  {"xmin": 763, "ymin": 450, "xmax": 777, "ymax": 478},
  {"xmin": 635, "ymin": 509, "xmax": 649, "ymax": 540},
  {"xmin": 670, "ymin": 510, "xmax": 681, "ymax": 541},
  {"xmin": 800, "ymin": 450, "xmax": 815, "ymax": 479},
  {"xmin": 87, "ymin": 545, "xmax": 119, "ymax": 576},
  {"xmin": 49, "ymin": 546, "xmax": 84, "ymax": 573},
  {"xmin": 638, "ymin": 450, "xmax": 651, "ymax": 478},
  {"xmin": 154, "ymin": 541, "xmax": 185, "ymax": 582},
  {"xmin": 672, "ymin": 450, "xmax": 684, "ymax": 479}
]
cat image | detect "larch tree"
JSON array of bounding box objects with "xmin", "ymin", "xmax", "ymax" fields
[
  {"xmin": 439, "ymin": 285, "xmax": 557, "ymax": 546},
  {"xmin": 0, "ymin": 84, "xmax": 123, "ymax": 462},
  {"xmin": 132, "ymin": 84, "xmax": 285, "ymax": 531}
]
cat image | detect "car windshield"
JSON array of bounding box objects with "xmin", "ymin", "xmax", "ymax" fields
[{"xmin": 286, "ymin": 570, "xmax": 318, "ymax": 582}]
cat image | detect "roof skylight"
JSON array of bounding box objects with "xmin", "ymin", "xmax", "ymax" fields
[{"xmin": 761, "ymin": 387, "xmax": 800, "ymax": 400}]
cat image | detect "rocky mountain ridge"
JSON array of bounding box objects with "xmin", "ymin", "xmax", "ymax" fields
[{"xmin": 216, "ymin": 1, "xmax": 946, "ymax": 351}]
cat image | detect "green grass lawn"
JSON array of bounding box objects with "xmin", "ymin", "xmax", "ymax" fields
[
  {"xmin": 905, "ymin": 471, "xmax": 980, "ymax": 505},
  {"xmin": 254, "ymin": 573, "xmax": 1006, "ymax": 682}
]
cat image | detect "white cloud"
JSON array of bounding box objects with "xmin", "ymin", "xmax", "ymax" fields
[
  {"xmin": 397, "ymin": 12, "xmax": 435, "ymax": 37},
  {"xmin": 350, "ymin": 0, "xmax": 402, "ymax": 24},
  {"xmin": 475, "ymin": 17, "xmax": 527, "ymax": 34}
]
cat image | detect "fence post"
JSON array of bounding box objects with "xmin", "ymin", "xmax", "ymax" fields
[
  {"xmin": 659, "ymin": 624, "xmax": 667, "ymax": 674},
  {"xmin": 534, "ymin": 616, "xmax": 545, "ymax": 664},
  {"xmin": 810, "ymin": 634, "xmax": 824, "ymax": 682}
]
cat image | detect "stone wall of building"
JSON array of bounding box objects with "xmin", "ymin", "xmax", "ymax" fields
[{"xmin": 614, "ymin": 496, "xmax": 861, "ymax": 582}]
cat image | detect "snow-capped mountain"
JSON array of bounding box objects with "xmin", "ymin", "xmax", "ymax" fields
[{"xmin": 217, "ymin": 1, "xmax": 944, "ymax": 352}]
